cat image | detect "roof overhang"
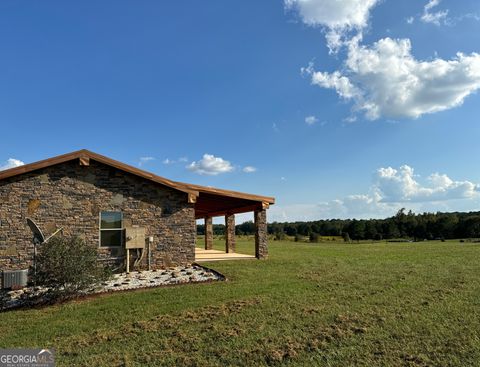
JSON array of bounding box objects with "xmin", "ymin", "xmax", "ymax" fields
[{"xmin": 0, "ymin": 150, "xmax": 275, "ymax": 213}]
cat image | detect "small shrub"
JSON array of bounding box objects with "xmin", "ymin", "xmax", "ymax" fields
[
  {"xmin": 34, "ymin": 236, "xmax": 111, "ymax": 300},
  {"xmin": 274, "ymin": 231, "xmax": 285, "ymax": 241},
  {"xmin": 294, "ymin": 234, "xmax": 301, "ymax": 242},
  {"xmin": 342, "ymin": 232, "xmax": 351, "ymax": 243},
  {"xmin": 309, "ymin": 232, "xmax": 319, "ymax": 243}
]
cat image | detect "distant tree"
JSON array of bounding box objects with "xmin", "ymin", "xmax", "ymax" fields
[
  {"xmin": 383, "ymin": 221, "xmax": 400, "ymax": 239},
  {"xmin": 462, "ymin": 216, "xmax": 480, "ymax": 238},
  {"xmin": 259, "ymin": 210, "xmax": 480, "ymax": 244},
  {"xmin": 237, "ymin": 221, "xmax": 255, "ymax": 236},
  {"xmin": 284, "ymin": 224, "xmax": 297, "ymax": 236},
  {"xmin": 197, "ymin": 224, "xmax": 205, "ymax": 235},
  {"xmin": 350, "ymin": 220, "xmax": 366, "ymax": 240},
  {"xmin": 365, "ymin": 221, "xmax": 378, "ymax": 240}
]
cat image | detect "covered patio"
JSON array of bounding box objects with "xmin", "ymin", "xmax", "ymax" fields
[
  {"xmin": 181, "ymin": 183, "xmax": 275, "ymax": 261},
  {"xmin": 194, "ymin": 248, "xmax": 255, "ymax": 262}
]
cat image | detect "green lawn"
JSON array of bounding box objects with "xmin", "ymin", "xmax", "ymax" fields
[{"xmin": 1, "ymin": 239, "xmax": 480, "ymax": 366}]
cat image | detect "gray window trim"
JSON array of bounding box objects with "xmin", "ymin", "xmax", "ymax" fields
[{"xmin": 99, "ymin": 211, "xmax": 124, "ymax": 248}]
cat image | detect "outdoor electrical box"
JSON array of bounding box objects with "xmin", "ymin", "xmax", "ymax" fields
[{"xmin": 125, "ymin": 226, "xmax": 146, "ymax": 249}]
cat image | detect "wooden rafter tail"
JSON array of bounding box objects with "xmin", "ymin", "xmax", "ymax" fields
[{"xmin": 79, "ymin": 156, "xmax": 90, "ymax": 166}]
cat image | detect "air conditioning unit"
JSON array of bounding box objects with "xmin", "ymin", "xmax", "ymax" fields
[{"xmin": 2, "ymin": 269, "xmax": 29, "ymax": 289}]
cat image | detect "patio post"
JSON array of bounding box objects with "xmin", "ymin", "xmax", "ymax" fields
[
  {"xmin": 205, "ymin": 216, "xmax": 213, "ymax": 250},
  {"xmin": 255, "ymin": 209, "xmax": 268, "ymax": 259},
  {"xmin": 225, "ymin": 213, "xmax": 236, "ymax": 253}
]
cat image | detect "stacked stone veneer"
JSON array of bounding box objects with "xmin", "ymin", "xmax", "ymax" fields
[
  {"xmin": 0, "ymin": 160, "xmax": 196, "ymax": 284},
  {"xmin": 225, "ymin": 214, "xmax": 236, "ymax": 253},
  {"xmin": 255, "ymin": 209, "xmax": 268, "ymax": 259},
  {"xmin": 204, "ymin": 216, "xmax": 213, "ymax": 250}
]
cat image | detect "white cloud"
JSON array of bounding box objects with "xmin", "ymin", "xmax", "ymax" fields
[
  {"xmin": 138, "ymin": 157, "xmax": 155, "ymax": 167},
  {"xmin": 272, "ymin": 165, "xmax": 480, "ymax": 221},
  {"xmin": 163, "ymin": 157, "xmax": 188, "ymax": 165},
  {"xmin": 305, "ymin": 115, "xmax": 318, "ymax": 125},
  {"xmin": 421, "ymin": 0, "xmax": 449, "ymax": 26},
  {"xmin": 306, "ymin": 37, "xmax": 480, "ymax": 120},
  {"xmin": 243, "ymin": 166, "xmax": 257, "ymax": 173},
  {"xmin": 0, "ymin": 158, "xmax": 25, "ymax": 171},
  {"xmin": 187, "ymin": 154, "xmax": 234, "ymax": 176},
  {"xmin": 406, "ymin": 16, "xmax": 414, "ymax": 24},
  {"xmin": 285, "ymin": 0, "xmax": 379, "ymax": 52},
  {"xmin": 374, "ymin": 165, "xmax": 478, "ymax": 202},
  {"xmin": 327, "ymin": 165, "xmax": 479, "ymax": 218}
]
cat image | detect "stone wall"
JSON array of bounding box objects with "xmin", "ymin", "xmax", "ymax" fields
[
  {"xmin": 204, "ymin": 216, "xmax": 213, "ymax": 250},
  {"xmin": 255, "ymin": 209, "xmax": 268, "ymax": 259},
  {"xmin": 0, "ymin": 160, "xmax": 196, "ymax": 284},
  {"xmin": 225, "ymin": 214, "xmax": 236, "ymax": 253}
]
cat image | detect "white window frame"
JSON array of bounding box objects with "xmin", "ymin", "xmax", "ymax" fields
[{"xmin": 99, "ymin": 211, "xmax": 124, "ymax": 248}]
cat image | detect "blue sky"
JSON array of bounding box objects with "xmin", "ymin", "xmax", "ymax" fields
[{"xmin": 1, "ymin": 0, "xmax": 480, "ymax": 222}]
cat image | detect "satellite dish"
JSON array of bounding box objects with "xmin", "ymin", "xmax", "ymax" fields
[
  {"xmin": 27, "ymin": 218, "xmax": 46, "ymax": 244},
  {"xmin": 26, "ymin": 218, "xmax": 64, "ymax": 283}
]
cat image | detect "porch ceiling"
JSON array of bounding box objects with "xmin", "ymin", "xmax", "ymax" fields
[{"xmin": 194, "ymin": 192, "xmax": 266, "ymax": 219}]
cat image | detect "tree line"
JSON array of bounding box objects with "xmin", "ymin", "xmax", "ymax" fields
[{"xmin": 197, "ymin": 209, "xmax": 480, "ymax": 241}]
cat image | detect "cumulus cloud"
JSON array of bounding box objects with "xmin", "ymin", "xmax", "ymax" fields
[
  {"xmin": 326, "ymin": 166, "xmax": 478, "ymax": 216},
  {"xmin": 187, "ymin": 154, "xmax": 234, "ymax": 176},
  {"xmin": 305, "ymin": 37, "xmax": 480, "ymax": 120},
  {"xmin": 314, "ymin": 191, "xmax": 395, "ymax": 220},
  {"xmin": 0, "ymin": 158, "xmax": 25, "ymax": 171},
  {"xmin": 272, "ymin": 165, "xmax": 480, "ymax": 221},
  {"xmin": 374, "ymin": 165, "xmax": 478, "ymax": 202},
  {"xmin": 138, "ymin": 157, "xmax": 155, "ymax": 167},
  {"xmin": 421, "ymin": 0, "xmax": 449, "ymax": 26},
  {"xmin": 285, "ymin": 0, "xmax": 379, "ymax": 52},
  {"xmin": 243, "ymin": 166, "xmax": 257, "ymax": 173},
  {"xmin": 305, "ymin": 115, "xmax": 318, "ymax": 125}
]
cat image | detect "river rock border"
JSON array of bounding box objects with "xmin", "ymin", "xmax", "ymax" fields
[{"xmin": 1, "ymin": 264, "xmax": 224, "ymax": 312}]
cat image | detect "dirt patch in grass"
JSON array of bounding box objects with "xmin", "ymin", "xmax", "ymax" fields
[{"xmin": 60, "ymin": 298, "xmax": 262, "ymax": 353}]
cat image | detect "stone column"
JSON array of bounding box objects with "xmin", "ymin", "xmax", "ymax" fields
[
  {"xmin": 204, "ymin": 216, "xmax": 213, "ymax": 250},
  {"xmin": 225, "ymin": 213, "xmax": 236, "ymax": 253},
  {"xmin": 255, "ymin": 209, "xmax": 268, "ymax": 259}
]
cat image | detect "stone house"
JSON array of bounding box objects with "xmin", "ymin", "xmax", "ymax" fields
[{"xmin": 0, "ymin": 150, "xmax": 274, "ymax": 285}]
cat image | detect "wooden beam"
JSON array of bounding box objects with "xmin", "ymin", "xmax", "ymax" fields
[
  {"xmin": 188, "ymin": 193, "xmax": 197, "ymax": 204},
  {"xmin": 195, "ymin": 203, "xmax": 263, "ymax": 219},
  {"xmin": 79, "ymin": 157, "xmax": 90, "ymax": 166}
]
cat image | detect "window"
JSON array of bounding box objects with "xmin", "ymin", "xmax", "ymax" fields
[{"xmin": 100, "ymin": 211, "xmax": 123, "ymax": 247}]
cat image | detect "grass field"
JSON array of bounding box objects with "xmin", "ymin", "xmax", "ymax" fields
[{"xmin": 1, "ymin": 239, "xmax": 480, "ymax": 366}]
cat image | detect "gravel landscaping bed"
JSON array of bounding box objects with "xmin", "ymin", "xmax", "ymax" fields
[{"xmin": 1, "ymin": 264, "xmax": 224, "ymax": 311}]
